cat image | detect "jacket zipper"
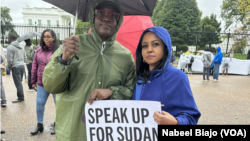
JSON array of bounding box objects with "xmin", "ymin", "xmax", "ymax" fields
[{"xmin": 100, "ymin": 41, "xmax": 106, "ymax": 55}]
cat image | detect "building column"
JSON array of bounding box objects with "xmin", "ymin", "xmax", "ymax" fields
[
  {"xmin": 59, "ymin": 15, "xmax": 62, "ymax": 26},
  {"xmin": 71, "ymin": 16, "xmax": 74, "ymax": 27}
]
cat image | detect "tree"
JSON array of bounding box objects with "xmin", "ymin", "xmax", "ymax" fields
[
  {"xmin": 151, "ymin": 0, "xmax": 202, "ymax": 46},
  {"xmin": 221, "ymin": 0, "xmax": 250, "ymax": 30},
  {"xmin": 75, "ymin": 19, "xmax": 90, "ymax": 35},
  {"xmin": 198, "ymin": 13, "xmax": 222, "ymax": 48},
  {"xmin": 1, "ymin": 6, "xmax": 19, "ymax": 37},
  {"xmin": 231, "ymin": 26, "xmax": 250, "ymax": 53}
]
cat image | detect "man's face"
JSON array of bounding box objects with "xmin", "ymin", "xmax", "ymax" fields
[{"xmin": 94, "ymin": 4, "xmax": 118, "ymax": 40}]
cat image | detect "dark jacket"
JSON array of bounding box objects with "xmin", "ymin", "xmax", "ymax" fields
[{"xmin": 170, "ymin": 53, "xmax": 176, "ymax": 63}]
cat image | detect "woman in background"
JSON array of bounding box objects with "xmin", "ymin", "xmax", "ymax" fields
[{"xmin": 30, "ymin": 29, "xmax": 59, "ymax": 135}]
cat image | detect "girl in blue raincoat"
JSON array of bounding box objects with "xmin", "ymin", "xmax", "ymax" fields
[{"xmin": 132, "ymin": 26, "xmax": 201, "ymax": 125}]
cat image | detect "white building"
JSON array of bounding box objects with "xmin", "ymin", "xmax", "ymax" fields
[{"xmin": 20, "ymin": 5, "xmax": 76, "ymax": 40}]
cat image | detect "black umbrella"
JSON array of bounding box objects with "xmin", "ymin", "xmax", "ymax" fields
[
  {"xmin": 43, "ymin": 0, "xmax": 157, "ymax": 60},
  {"xmin": 43, "ymin": 0, "xmax": 157, "ymax": 22}
]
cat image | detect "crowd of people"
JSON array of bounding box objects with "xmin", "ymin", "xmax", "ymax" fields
[
  {"xmin": 0, "ymin": 0, "xmax": 201, "ymax": 140},
  {"xmin": 176, "ymin": 47, "xmax": 234, "ymax": 81}
]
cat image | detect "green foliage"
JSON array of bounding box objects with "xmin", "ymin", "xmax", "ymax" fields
[
  {"xmin": 198, "ymin": 14, "xmax": 222, "ymax": 48},
  {"xmin": 248, "ymin": 50, "xmax": 250, "ymax": 55},
  {"xmin": 176, "ymin": 45, "xmax": 188, "ymax": 52},
  {"xmin": 221, "ymin": 0, "xmax": 250, "ymax": 30},
  {"xmin": 231, "ymin": 27, "xmax": 249, "ymax": 53},
  {"xmin": 151, "ymin": 0, "xmax": 202, "ymax": 46},
  {"xmin": 1, "ymin": 7, "xmax": 19, "ymax": 37},
  {"xmin": 75, "ymin": 19, "xmax": 90, "ymax": 35},
  {"xmin": 210, "ymin": 47, "xmax": 217, "ymax": 53}
]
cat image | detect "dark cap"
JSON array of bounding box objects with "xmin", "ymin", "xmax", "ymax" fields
[{"xmin": 94, "ymin": 0, "xmax": 121, "ymax": 13}]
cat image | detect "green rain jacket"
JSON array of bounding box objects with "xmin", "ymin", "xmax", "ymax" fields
[
  {"xmin": 24, "ymin": 45, "xmax": 35, "ymax": 63},
  {"xmin": 42, "ymin": 0, "xmax": 136, "ymax": 140}
]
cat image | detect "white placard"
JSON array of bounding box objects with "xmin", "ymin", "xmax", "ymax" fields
[{"xmin": 85, "ymin": 100, "xmax": 161, "ymax": 141}]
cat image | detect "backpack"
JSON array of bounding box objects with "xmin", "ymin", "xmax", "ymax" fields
[{"xmin": 190, "ymin": 56, "xmax": 194, "ymax": 63}]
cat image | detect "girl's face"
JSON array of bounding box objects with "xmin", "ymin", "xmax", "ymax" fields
[
  {"xmin": 141, "ymin": 32, "xmax": 164, "ymax": 71},
  {"xmin": 43, "ymin": 31, "xmax": 54, "ymax": 46}
]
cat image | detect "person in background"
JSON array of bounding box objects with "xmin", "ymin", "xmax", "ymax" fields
[
  {"xmin": 179, "ymin": 54, "xmax": 187, "ymax": 72},
  {"xmin": 185, "ymin": 49, "xmax": 190, "ymax": 55},
  {"xmin": 170, "ymin": 50, "xmax": 176, "ymax": 66},
  {"xmin": 24, "ymin": 39, "xmax": 35, "ymax": 91},
  {"xmin": 1, "ymin": 45, "xmax": 7, "ymax": 107},
  {"xmin": 202, "ymin": 48, "xmax": 213, "ymax": 81},
  {"xmin": 212, "ymin": 47, "xmax": 223, "ymax": 81},
  {"xmin": 179, "ymin": 50, "xmax": 183, "ymax": 55},
  {"xmin": 3, "ymin": 45, "xmax": 11, "ymax": 75},
  {"xmin": 1, "ymin": 129, "xmax": 5, "ymax": 141},
  {"xmin": 132, "ymin": 26, "xmax": 200, "ymax": 125},
  {"xmin": 226, "ymin": 50, "xmax": 233, "ymax": 59},
  {"xmin": 210, "ymin": 52, "xmax": 215, "ymax": 75},
  {"xmin": 6, "ymin": 34, "xmax": 27, "ymax": 103},
  {"xmin": 187, "ymin": 51, "xmax": 194, "ymax": 74},
  {"xmin": 30, "ymin": 29, "xmax": 59, "ymax": 135},
  {"xmin": 222, "ymin": 54, "xmax": 231, "ymax": 75},
  {"xmin": 19, "ymin": 41, "xmax": 27, "ymax": 80}
]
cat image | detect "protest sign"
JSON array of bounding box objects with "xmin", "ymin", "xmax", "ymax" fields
[{"xmin": 85, "ymin": 100, "xmax": 161, "ymax": 141}]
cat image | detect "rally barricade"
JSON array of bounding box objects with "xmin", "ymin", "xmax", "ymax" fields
[{"xmin": 177, "ymin": 55, "xmax": 250, "ymax": 75}]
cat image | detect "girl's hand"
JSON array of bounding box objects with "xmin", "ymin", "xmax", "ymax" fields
[{"xmin": 153, "ymin": 111, "xmax": 178, "ymax": 125}]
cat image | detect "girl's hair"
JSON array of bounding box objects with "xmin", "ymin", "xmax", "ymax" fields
[
  {"xmin": 25, "ymin": 39, "xmax": 32, "ymax": 46},
  {"xmin": 136, "ymin": 32, "xmax": 168, "ymax": 84},
  {"xmin": 40, "ymin": 29, "xmax": 59, "ymax": 53}
]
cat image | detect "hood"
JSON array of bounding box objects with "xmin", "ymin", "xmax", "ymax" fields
[
  {"xmin": 203, "ymin": 51, "xmax": 211, "ymax": 55},
  {"xmin": 216, "ymin": 46, "xmax": 221, "ymax": 53},
  {"xmin": 136, "ymin": 26, "xmax": 172, "ymax": 74},
  {"xmin": 88, "ymin": 0, "xmax": 124, "ymax": 43},
  {"xmin": 11, "ymin": 41, "xmax": 22, "ymax": 49}
]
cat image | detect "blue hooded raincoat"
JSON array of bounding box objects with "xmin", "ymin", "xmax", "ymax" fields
[
  {"xmin": 213, "ymin": 46, "xmax": 223, "ymax": 64},
  {"xmin": 132, "ymin": 27, "xmax": 201, "ymax": 125}
]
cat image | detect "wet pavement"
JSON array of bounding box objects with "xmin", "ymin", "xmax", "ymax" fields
[{"xmin": 1, "ymin": 71, "xmax": 250, "ymax": 140}]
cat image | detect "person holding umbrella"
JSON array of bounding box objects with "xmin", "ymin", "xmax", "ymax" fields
[
  {"xmin": 42, "ymin": 0, "xmax": 136, "ymax": 140},
  {"xmin": 24, "ymin": 39, "xmax": 35, "ymax": 91},
  {"xmin": 30, "ymin": 29, "xmax": 59, "ymax": 135}
]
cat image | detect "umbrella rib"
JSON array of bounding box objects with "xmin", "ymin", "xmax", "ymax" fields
[
  {"xmin": 141, "ymin": 0, "xmax": 152, "ymax": 15},
  {"xmin": 83, "ymin": 0, "xmax": 89, "ymax": 22}
]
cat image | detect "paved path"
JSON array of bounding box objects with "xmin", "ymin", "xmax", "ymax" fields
[{"xmin": 1, "ymin": 72, "xmax": 250, "ymax": 140}]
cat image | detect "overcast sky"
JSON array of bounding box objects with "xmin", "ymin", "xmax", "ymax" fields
[{"xmin": 1, "ymin": 0, "xmax": 231, "ymax": 31}]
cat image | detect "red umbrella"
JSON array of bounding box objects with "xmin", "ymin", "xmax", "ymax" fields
[
  {"xmin": 88, "ymin": 16, "xmax": 154, "ymax": 61},
  {"xmin": 116, "ymin": 16, "xmax": 154, "ymax": 61}
]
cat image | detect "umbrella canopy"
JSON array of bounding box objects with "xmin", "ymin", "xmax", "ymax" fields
[
  {"xmin": 43, "ymin": 0, "xmax": 157, "ymax": 22},
  {"xmin": 17, "ymin": 32, "xmax": 41, "ymax": 43},
  {"xmin": 116, "ymin": 16, "xmax": 154, "ymax": 61}
]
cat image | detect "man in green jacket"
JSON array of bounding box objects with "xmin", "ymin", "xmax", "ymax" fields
[{"xmin": 42, "ymin": 0, "xmax": 135, "ymax": 140}]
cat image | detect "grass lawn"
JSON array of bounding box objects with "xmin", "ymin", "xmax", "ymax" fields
[{"xmin": 222, "ymin": 53, "xmax": 247, "ymax": 60}]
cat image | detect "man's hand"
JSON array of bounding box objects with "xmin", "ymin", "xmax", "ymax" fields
[
  {"xmin": 32, "ymin": 84, "xmax": 37, "ymax": 91},
  {"xmin": 62, "ymin": 36, "xmax": 79, "ymax": 61},
  {"xmin": 153, "ymin": 111, "xmax": 178, "ymax": 125},
  {"xmin": 87, "ymin": 89, "xmax": 113, "ymax": 105}
]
